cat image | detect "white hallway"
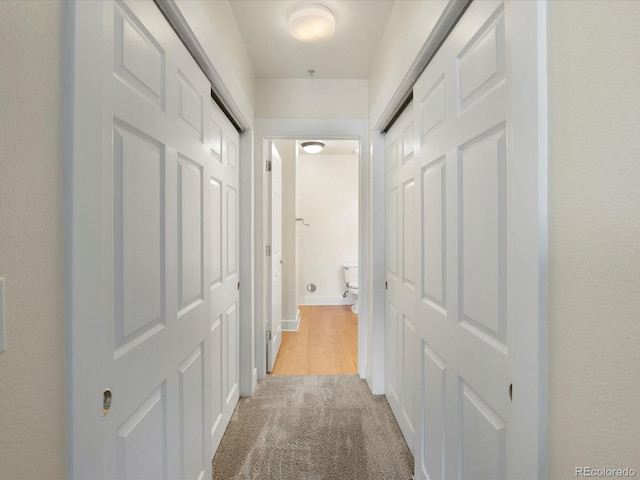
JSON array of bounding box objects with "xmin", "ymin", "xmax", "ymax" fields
[{"xmin": 1, "ymin": 1, "xmax": 640, "ymax": 479}]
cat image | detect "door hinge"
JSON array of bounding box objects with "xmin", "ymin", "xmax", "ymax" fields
[
  {"xmin": 237, "ymin": 281, "xmax": 240, "ymax": 291},
  {"xmin": 266, "ymin": 329, "xmax": 272, "ymax": 341},
  {"xmin": 385, "ymin": 281, "xmax": 388, "ymax": 290},
  {"xmin": 266, "ymin": 245, "xmax": 271, "ymax": 256},
  {"xmin": 266, "ymin": 160, "xmax": 272, "ymax": 172}
]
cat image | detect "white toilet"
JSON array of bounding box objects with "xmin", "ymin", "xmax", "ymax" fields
[{"xmin": 343, "ymin": 263, "xmax": 359, "ymax": 314}]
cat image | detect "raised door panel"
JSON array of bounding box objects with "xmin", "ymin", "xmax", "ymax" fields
[
  {"xmin": 113, "ymin": 2, "xmax": 165, "ymax": 109},
  {"xmin": 385, "ymin": 301, "xmax": 400, "ymax": 406},
  {"xmin": 209, "ymin": 177, "xmax": 223, "ymax": 289},
  {"xmin": 115, "ymin": 386, "xmax": 167, "ymax": 480},
  {"xmin": 113, "ymin": 122, "xmax": 165, "ymax": 355},
  {"xmin": 386, "ymin": 139, "xmax": 399, "ymax": 171},
  {"xmin": 458, "ymin": 125, "xmax": 507, "ymax": 351},
  {"xmin": 457, "ymin": 6, "xmax": 505, "ymax": 111},
  {"xmin": 387, "ymin": 187, "xmax": 399, "ymax": 278},
  {"xmin": 420, "ymin": 343, "xmax": 446, "ymax": 480},
  {"xmin": 179, "ymin": 345, "xmax": 206, "ymax": 480},
  {"xmin": 210, "ymin": 316, "xmax": 223, "ymax": 440},
  {"xmin": 421, "ymin": 157, "xmax": 446, "ymax": 312},
  {"xmin": 402, "ymin": 122, "xmax": 415, "ymax": 163},
  {"xmin": 402, "ymin": 179, "xmax": 416, "ymax": 289},
  {"xmin": 402, "ymin": 315, "xmax": 417, "ymax": 443},
  {"xmin": 459, "ymin": 379, "xmax": 506, "ymax": 480},
  {"xmin": 420, "ymin": 76, "xmax": 445, "ymax": 143},
  {"xmin": 208, "ymin": 119, "xmax": 222, "ymax": 161},
  {"xmin": 224, "ymin": 302, "xmax": 239, "ymax": 406},
  {"xmin": 226, "ymin": 186, "xmax": 238, "ymax": 279},
  {"xmin": 177, "ymin": 71, "xmax": 204, "ymax": 142},
  {"xmin": 226, "ymin": 136, "xmax": 238, "ymax": 169},
  {"xmin": 178, "ymin": 155, "xmax": 204, "ymax": 315}
]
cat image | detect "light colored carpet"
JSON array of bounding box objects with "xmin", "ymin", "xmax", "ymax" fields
[{"xmin": 212, "ymin": 374, "xmax": 413, "ymax": 480}]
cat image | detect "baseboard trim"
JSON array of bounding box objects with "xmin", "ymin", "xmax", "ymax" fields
[
  {"xmin": 282, "ymin": 309, "xmax": 300, "ymax": 332},
  {"xmin": 299, "ymin": 296, "xmax": 354, "ymax": 306}
]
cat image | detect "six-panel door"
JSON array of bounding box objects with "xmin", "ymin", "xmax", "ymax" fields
[
  {"xmin": 100, "ymin": 2, "xmax": 239, "ymax": 478},
  {"xmin": 385, "ymin": 1, "xmax": 535, "ymax": 478}
]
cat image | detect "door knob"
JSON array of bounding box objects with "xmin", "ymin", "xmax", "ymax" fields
[{"xmin": 280, "ymin": 259, "xmax": 286, "ymax": 264}]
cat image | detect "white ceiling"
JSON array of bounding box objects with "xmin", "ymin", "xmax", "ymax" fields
[{"xmin": 228, "ymin": 0, "xmax": 396, "ymax": 79}]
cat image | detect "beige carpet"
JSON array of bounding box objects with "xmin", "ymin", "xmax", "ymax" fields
[{"xmin": 212, "ymin": 374, "xmax": 413, "ymax": 480}]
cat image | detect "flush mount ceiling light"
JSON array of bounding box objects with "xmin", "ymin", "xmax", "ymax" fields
[
  {"xmin": 301, "ymin": 141, "xmax": 325, "ymax": 154},
  {"xmin": 288, "ymin": 4, "xmax": 335, "ymax": 43}
]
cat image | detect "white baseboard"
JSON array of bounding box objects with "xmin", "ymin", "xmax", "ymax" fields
[
  {"xmin": 281, "ymin": 309, "xmax": 300, "ymax": 332},
  {"xmin": 299, "ymin": 296, "xmax": 354, "ymax": 306}
]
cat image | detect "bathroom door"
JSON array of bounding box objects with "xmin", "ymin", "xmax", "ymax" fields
[{"xmin": 267, "ymin": 141, "xmax": 283, "ymax": 371}]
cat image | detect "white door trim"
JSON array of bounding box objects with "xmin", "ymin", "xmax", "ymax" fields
[
  {"xmin": 253, "ymin": 119, "xmax": 373, "ymax": 384},
  {"xmin": 507, "ymin": 1, "xmax": 548, "ymax": 476},
  {"xmin": 63, "ymin": 3, "xmax": 107, "ymax": 475}
]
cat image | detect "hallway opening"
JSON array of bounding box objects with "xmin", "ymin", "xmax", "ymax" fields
[{"xmin": 265, "ymin": 138, "xmax": 361, "ymax": 376}]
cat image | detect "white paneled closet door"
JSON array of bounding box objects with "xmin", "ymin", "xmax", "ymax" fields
[
  {"xmin": 68, "ymin": 1, "xmax": 239, "ymax": 478},
  {"xmin": 207, "ymin": 98, "xmax": 241, "ymax": 453},
  {"xmin": 385, "ymin": 103, "xmax": 419, "ymax": 453},
  {"xmin": 412, "ymin": 2, "xmax": 513, "ymax": 477},
  {"xmin": 385, "ymin": 0, "xmax": 545, "ymax": 478}
]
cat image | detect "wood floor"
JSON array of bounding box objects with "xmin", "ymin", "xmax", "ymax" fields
[{"xmin": 271, "ymin": 305, "xmax": 358, "ymax": 375}]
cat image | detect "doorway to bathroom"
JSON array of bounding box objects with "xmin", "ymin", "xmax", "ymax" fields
[{"xmin": 269, "ymin": 138, "xmax": 359, "ymax": 375}]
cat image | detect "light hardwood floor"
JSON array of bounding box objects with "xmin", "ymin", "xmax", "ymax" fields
[{"xmin": 271, "ymin": 305, "xmax": 358, "ymax": 375}]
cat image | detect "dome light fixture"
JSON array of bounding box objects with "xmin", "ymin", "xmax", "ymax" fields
[
  {"xmin": 301, "ymin": 141, "xmax": 325, "ymax": 154},
  {"xmin": 288, "ymin": 4, "xmax": 335, "ymax": 43}
]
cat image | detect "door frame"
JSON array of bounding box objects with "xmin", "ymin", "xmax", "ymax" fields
[
  {"xmin": 64, "ymin": 3, "xmax": 107, "ymax": 475},
  {"xmin": 253, "ymin": 119, "xmax": 374, "ymax": 384}
]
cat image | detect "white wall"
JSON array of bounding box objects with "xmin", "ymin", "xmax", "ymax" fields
[
  {"xmin": 0, "ymin": 2, "xmax": 66, "ymax": 479},
  {"xmin": 199, "ymin": 0, "xmax": 255, "ymax": 108},
  {"xmin": 176, "ymin": 0, "xmax": 255, "ymax": 126},
  {"xmin": 368, "ymin": 0, "xmax": 448, "ymax": 126},
  {"xmin": 547, "ymin": 2, "xmax": 640, "ymax": 477},
  {"xmin": 256, "ymin": 79, "xmax": 368, "ymax": 119},
  {"xmin": 296, "ymin": 153, "xmax": 359, "ymax": 305}
]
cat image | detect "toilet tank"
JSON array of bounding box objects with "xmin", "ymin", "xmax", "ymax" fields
[{"xmin": 343, "ymin": 263, "xmax": 358, "ymax": 285}]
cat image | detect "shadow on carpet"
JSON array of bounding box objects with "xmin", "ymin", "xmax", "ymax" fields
[{"xmin": 212, "ymin": 374, "xmax": 413, "ymax": 480}]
